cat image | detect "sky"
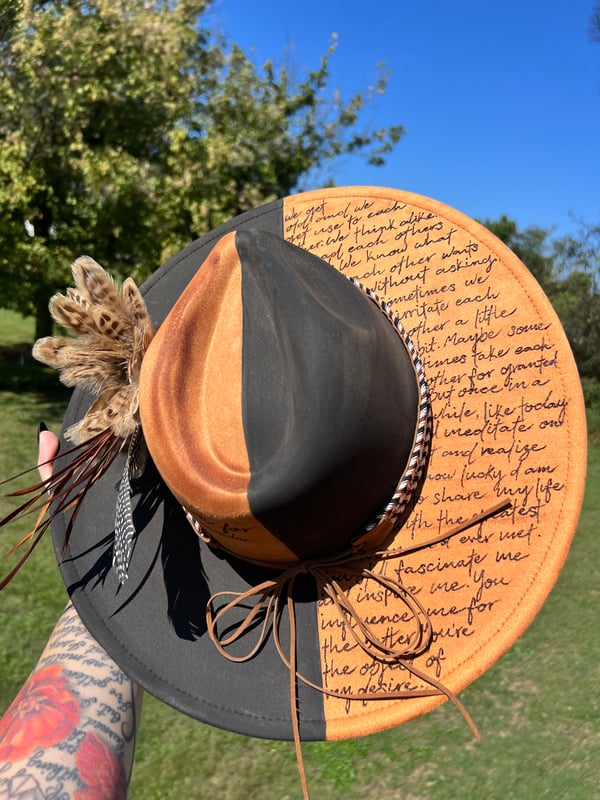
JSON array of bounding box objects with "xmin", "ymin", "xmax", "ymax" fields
[{"xmin": 209, "ymin": 0, "xmax": 599, "ymax": 240}]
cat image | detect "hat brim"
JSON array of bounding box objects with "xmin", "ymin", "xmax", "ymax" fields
[{"xmin": 52, "ymin": 187, "xmax": 587, "ymax": 742}]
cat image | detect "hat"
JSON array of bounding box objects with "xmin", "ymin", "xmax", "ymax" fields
[{"xmin": 3, "ymin": 187, "xmax": 586, "ymax": 789}]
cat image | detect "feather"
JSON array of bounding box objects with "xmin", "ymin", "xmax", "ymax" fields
[
  {"xmin": 1, "ymin": 430, "xmax": 124, "ymax": 589},
  {"xmin": 113, "ymin": 428, "xmax": 146, "ymax": 583},
  {"xmin": 1, "ymin": 258, "xmax": 154, "ymax": 588},
  {"xmin": 72, "ymin": 256, "xmax": 122, "ymax": 309},
  {"xmin": 32, "ymin": 256, "xmax": 155, "ymax": 445}
]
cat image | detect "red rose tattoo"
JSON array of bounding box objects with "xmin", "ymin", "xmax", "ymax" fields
[
  {"xmin": 0, "ymin": 665, "xmax": 80, "ymax": 761},
  {"xmin": 75, "ymin": 732, "xmax": 127, "ymax": 800}
]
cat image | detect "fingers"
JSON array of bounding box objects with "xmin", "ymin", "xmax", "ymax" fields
[{"xmin": 38, "ymin": 426, "xmax": 60, "ymax": 482}]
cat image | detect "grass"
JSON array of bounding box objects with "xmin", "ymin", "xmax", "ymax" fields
[
  {"xmin": 0, "ymin": 309, "xmax": 62, "ymax": 392},
  {"xmin": 1, "ymin": 309, "xmax": 598, "ymax": 799}
]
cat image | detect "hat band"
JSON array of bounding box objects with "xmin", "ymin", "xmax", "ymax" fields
[{"xmin": 348, "ymin": 278, "xmax": 431, "ymax": 551}]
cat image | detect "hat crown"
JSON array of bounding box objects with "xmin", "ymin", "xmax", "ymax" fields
[{"xmin": 140, "ymin": 229, "xmax": 420, "ymax": 565}]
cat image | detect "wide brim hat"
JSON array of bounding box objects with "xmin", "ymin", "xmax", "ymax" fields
[{"xmin": 39, "ymin": 187, "xmax": 585, "ymax": 744}]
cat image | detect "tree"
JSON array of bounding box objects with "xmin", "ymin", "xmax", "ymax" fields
[
  {"xmin": 0, "ymin": 0, "xmax": 214, "ymax": 337},
  {"xmin": 480, "ymin": 214, "xmax": 557, "ymax": 293},
  {"xmin": 552, "ymin": 220, "xmax": 600, "ymax": 379},
  {"xmin": 482, "ymin": 214, "xmax": 600, "ymax": 381},
  {"xmin": 0, "ymin": 1, "xmax": 403, "ymax": 338},
  {"xmin": 158, "ymin": 39, "xmax": 403, "ymax": 255},
  {"xmin": 591, "ymin": 0, "xmax": 600, "ymax": 41}
]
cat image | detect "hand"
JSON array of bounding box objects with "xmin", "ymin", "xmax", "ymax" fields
[
  {"xmin": 0, "ymin": 424, "xmax": 142, "ymax": 799},
  {"xmin": 38, "ymin": 424, "xmax": 59, "ymax": 482}
]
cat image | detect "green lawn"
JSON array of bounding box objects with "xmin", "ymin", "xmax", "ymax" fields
[{"xmin": 1, "ymin": 312, "xmax": 598, "ymax": 799}]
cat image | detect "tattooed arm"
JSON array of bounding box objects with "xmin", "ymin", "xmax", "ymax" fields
[
  {"xmin": 0, "ymin": 602, "xmax": 143, "ymax": 799},
  {"xmin": 0, "ymin": 428, "xmax": 143, "ymax": 799}
]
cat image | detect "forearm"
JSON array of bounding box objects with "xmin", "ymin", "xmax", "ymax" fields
[{"xmin": 0, "ymin": 602, "xmax": 142, "ymax": 799}]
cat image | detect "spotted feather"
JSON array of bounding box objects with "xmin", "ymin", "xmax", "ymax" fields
[
  {"xmin": 32, "ymin": 257, "xmax": 155, "ymax": 444},
  {"xmin": 72, "ymin": 256, "xmax": 122, "ymax": 308}
]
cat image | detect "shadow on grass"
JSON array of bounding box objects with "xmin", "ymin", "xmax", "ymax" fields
[{"xmin": 0, "ymin": 342, "xmax": 69, "ymax": 399}]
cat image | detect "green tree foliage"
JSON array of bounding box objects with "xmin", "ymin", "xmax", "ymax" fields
[
  {"xmin": 552, "ymin": 221, "xmax": 600, "ymax": 380},
  {"xmin": 0, "ymin": 0, "xmax": 404, "ymax": 337},
  {"xmin": 481, "ymin": 214, "xmax": 556, "ymax": 292},
  {"xmin": 482, "ymin": 215, "xmax": 600, "ymax": 381},
  {"xmin": 591, "ymin": 0, "xmax": 600, "ymax": 41}
]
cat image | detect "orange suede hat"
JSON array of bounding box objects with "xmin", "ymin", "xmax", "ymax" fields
[{"xmin": 2, "ymin": 188, "xmax": 587, "ymax": 786}]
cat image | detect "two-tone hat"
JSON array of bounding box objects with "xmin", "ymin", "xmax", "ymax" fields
[{"xmin": 3, "ymin": 187, "xmax": 586, "ymax": 796}]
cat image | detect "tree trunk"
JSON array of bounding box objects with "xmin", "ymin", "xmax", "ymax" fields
[
  {"xmin": 32, "ymin": 203, "xmax": 55, "ymax": 341},
  {"xmin": 34, "ymin": 288, "xmax": 53, "ymax": 340}
]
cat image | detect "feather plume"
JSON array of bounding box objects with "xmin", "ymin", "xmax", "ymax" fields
[
  {"xmin": 2, "ymin": 258, "xmax": 154, "ymax": 588},
  {"xmin": 33, "ymin": 256, "xmax": 154, "ymax": 444},
  {"xmin": 1, "ymin": 430, "xmax": 125, "ymax": 589}
]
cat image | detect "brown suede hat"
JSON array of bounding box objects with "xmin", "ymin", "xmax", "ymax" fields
[{"xmin": 4, "ymin": 188, "xmax": 587, "ymax": 780}]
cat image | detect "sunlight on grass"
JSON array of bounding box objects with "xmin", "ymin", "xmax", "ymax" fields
[{"xmin": 0, "ymin": 309, "xmax": 34, "ymax": 344}]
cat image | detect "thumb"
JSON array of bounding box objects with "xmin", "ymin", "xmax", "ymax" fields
[{"xmin": 38, "ymin": 426, "xmax": 60, "ymax": 482}]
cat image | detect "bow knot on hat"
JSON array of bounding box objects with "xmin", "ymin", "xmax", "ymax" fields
[{"xmin": 1, "ymin": 187, "xmax": 586, "ymax": 800}]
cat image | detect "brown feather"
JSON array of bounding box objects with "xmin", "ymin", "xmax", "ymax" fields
[
  {"xmin": 1, "ymin": 430, "xmax": 124, "ymax": 589},
  {"xmin": 72, "ymin": 256, "xmax": 122, "ymax": 309},
  {"xmin": 49, "ymin": 295, "xmax": 96, "ymax": 335},
  {"xmin": 92, "ymin": 305, "xmax": 130, "ymax": 340},
  {"xmin": 33, "ymin": 256, "xmax": 154, "ymax": 444},
  {"xmin": 32, "ymin": 337, "xmax": 72, "ymax": 369}
]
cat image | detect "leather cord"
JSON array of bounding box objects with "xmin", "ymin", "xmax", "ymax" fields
[{"xmin": 206, "ymin": 500, "xmax": 512, "ymax": 799}]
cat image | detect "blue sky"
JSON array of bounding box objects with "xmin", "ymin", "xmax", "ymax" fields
[{"xmin": 211, "ymin": 0, "xmax": 599, "ymax": 240}]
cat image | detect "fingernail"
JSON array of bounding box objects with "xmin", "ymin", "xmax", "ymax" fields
[{"xmin": 38, "ymin": 421, "xmax": 48, "ymax": 443}]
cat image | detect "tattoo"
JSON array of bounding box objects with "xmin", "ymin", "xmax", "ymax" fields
[{"xmin": 0, "ymin": 604, "xmax": 141, "ymax": 799}]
